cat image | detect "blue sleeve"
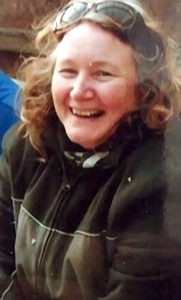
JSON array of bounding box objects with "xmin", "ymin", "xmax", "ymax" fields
[{"xmin": 0, "ymin": 71, "xmax": 21, "ymax": 155}]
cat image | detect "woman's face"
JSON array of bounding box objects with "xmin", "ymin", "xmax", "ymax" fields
[{"xmin": 52, "ymin": 22, "xmax": 138, "ymax": 149}]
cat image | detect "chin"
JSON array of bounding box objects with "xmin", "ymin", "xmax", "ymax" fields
[
  {"xmin": 68, "ymin": 134, "xmax": 96, "ymax": 149},
  {"xmin": 73, "ymin": 140, "xmax": 95, "ymax": 149}
]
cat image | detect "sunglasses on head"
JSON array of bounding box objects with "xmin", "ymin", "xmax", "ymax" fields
[{"xmin": 53, "ymin": 1, "xmax": 164, "ymax": 64}]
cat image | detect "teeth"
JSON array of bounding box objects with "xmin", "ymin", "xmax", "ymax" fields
[{"xmin": 72, "ymin": 108, "xmax": 101, "ymax": 117}]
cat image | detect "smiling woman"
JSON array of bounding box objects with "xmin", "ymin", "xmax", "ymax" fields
[
  {"xmin": 51, "ymin": 22, "xmax": 138, "ymax": 149},
  {"xmin": 0, "ymin": 0, "xmax": 181, "ymax": 300}
]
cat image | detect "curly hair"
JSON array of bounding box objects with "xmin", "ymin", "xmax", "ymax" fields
[{"xmin": 17, "ymin": 0, "xmax": 181, "ymax": 160}]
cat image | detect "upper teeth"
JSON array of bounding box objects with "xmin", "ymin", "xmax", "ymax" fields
[{"xmin": 72, "ymin": 108, "xmax": 100, "ymax": 117}]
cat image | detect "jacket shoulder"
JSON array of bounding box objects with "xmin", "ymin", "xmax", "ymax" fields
[
  {"xmin": 1, "ymin": 122, "xmax": 35, "ymax": 162},
  {"xmin": 1, "ymin": 123, "xmax": 40, "ymax": 193}
]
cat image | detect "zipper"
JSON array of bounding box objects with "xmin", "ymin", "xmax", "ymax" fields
[
  {"xmin": 36, "ymin": 170, "xmax": 84, "ymax": 294},
  {"xmin": 36, "ymin": 179, "xmax": 70, "ymax": 289}
]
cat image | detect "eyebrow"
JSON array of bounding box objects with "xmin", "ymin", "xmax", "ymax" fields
[
  {"xmin": 55, "ymin": 58, "xmax": 74, "ymax": 65},
  {"xmin": 89, "ymin": 61, "xmax": 125, "ymax": 75}
]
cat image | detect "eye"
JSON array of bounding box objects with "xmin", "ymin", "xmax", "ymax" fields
[
  {"xmin": 96, "ymin": 70, "xmax": 112, "ymax": 76},
  {"xmin": 58, "ymin": 68, "xmax": 77, "ymax": 78},
  {"xmin": 93, "ymin": 70, "xmax": 113, "ymax": 81}
]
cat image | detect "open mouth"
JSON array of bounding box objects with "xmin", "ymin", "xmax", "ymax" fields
[{"xmin": 71, "ymin": 108, "xmax": 104, "ymax": 118}]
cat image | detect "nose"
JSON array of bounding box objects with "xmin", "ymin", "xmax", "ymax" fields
[{"xmin": 70, "ymin": 74, "xmax": 94, "ymax": 100}]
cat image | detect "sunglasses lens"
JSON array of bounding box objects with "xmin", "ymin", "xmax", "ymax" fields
[
  {"xmin": 62, "ymin": 2, "xmax": 87, "ymax": 23},
  {"xmin": 96, "ymin": 2, "xmax": 135, "ymax": 27}
]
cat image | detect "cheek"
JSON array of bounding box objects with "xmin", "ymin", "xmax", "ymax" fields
[
  {"xmin": 51, "ymin": 79, "xmax": 65, "ymax": 105},
  {"xmin": 121, "ymin": 79, "xmax": 137, "ymax": 102},
  {"xmin": 107, "ymin": 82, "xmax": 136, "ymax": 108},
  {"xmin": 51, "ymin": 78, "xmax": 58, "ymax": 100}
]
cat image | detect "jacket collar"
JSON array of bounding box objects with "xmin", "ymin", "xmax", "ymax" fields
[{"xmin": 41, "ymin": 114, "xmax": 156, "ymax": 169}]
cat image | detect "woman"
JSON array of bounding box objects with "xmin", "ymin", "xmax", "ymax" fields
[{"xmin": 0, "ymin": 0, "xmax": 181, "ymax": 299}]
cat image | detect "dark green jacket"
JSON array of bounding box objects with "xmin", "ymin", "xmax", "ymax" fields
[{"xmin": 0, "ymin": 119, "xmax": 181, "ymax": 300}]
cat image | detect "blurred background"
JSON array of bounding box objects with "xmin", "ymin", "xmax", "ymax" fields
[{"xmin": 0, "ymin": 0, "xmax": 181, "ymax": 77}]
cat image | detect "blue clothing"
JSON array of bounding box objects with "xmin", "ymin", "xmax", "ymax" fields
[{"xmin": 0, "ymin": 71, "xmax": 20, "ymax": 155}]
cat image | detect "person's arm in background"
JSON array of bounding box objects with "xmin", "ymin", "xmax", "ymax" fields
[{"xmin": 0, "ymin": 71, "xmax": 21, "ymax": 156}]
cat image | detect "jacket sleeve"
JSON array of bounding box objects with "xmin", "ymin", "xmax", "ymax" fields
[
  {"xmin": 102, "ymin": 221, "xmax": 181, "ymax": 300},
  {"xmin": 0, "ymin": 127, "xmax": 25, "ymax": 299},
  {"xmin": 100, "ymin": 133, "xmax": 181, "ymax": 300}
]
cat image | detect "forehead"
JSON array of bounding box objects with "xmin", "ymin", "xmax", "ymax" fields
[{"xmin": 55, "ymin": 22, "xmax": 134, "ymax": 63}]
